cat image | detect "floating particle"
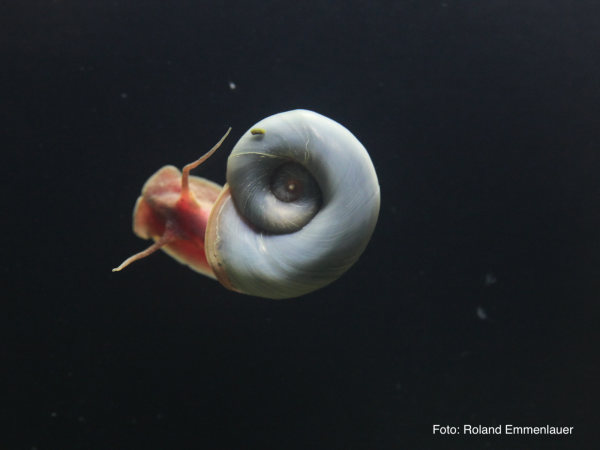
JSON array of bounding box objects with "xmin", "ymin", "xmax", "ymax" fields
[
  {"xmin": 477, "ymin": 306, "xmax": 487, "ymax": 320},
  {"xmin": 484, "ymin": 273, "xmax": 497, "ymax": 286},
  {"xmin": 229, "ymin": 81, "xmax": 236, "ymax": 90}
]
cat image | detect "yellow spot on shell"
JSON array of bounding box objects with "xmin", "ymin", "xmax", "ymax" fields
[{"xmin": 251, "ymin": 128, "xmax": 266, "ymax": 135}]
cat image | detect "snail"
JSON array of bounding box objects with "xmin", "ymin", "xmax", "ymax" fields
[{"xmin": 113, "ymin": 110, "xmax": 380, "ymax": 299}]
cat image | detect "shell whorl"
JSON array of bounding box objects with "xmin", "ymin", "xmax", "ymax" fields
[{"xmin": 206, "ymin": 110, "xmax": 380, "ymax": 299}]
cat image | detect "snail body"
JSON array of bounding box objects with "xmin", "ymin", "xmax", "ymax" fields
[{"xmin": 114, "ymin": 110, "xmax": 380, "ymax": 299}]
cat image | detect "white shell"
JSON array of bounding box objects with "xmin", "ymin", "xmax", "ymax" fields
[{"xmin": 206, "ymin": 110, "xmax": 380, "ymax": 299}]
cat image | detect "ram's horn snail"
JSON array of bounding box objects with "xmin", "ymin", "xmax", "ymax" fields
[{"xmin": 113, "ymin": 110, "xmax": 380, "ymax": 299}]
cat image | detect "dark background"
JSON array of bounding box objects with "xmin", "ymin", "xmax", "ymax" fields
[{"xmin": 2, "ymin": 0, "xmax": 599, "ymax": 449}]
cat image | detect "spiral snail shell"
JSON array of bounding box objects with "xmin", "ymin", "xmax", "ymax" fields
[{"xmin": 114, "ymin": 110, "xmax": 380, "ymax": 299}]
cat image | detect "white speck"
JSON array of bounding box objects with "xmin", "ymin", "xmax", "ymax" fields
[
  {"xmin": 477, "ymin": 306, "xmax": 487, "ymax": 320},
  {"xmin": 484, "ymin": 273, "xmax": 497, "ymax": 285},
  {"xmin": 51, "ymin": 412, "xmax": 57, "ymax": 418},
  {"xmin": 120, "ymin": 93, "xmax": 128, "ymax": 99},
  {"xmin": 395, "ymin": 382, "xmax": 402, "ymax": 390},
  {"xmin": 229, "ymin": 81, "xmax": 236, "ymax": 90},
  {"xmin": 441, "ymin": 2, "xmax": 449, "ymax": 7}
]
